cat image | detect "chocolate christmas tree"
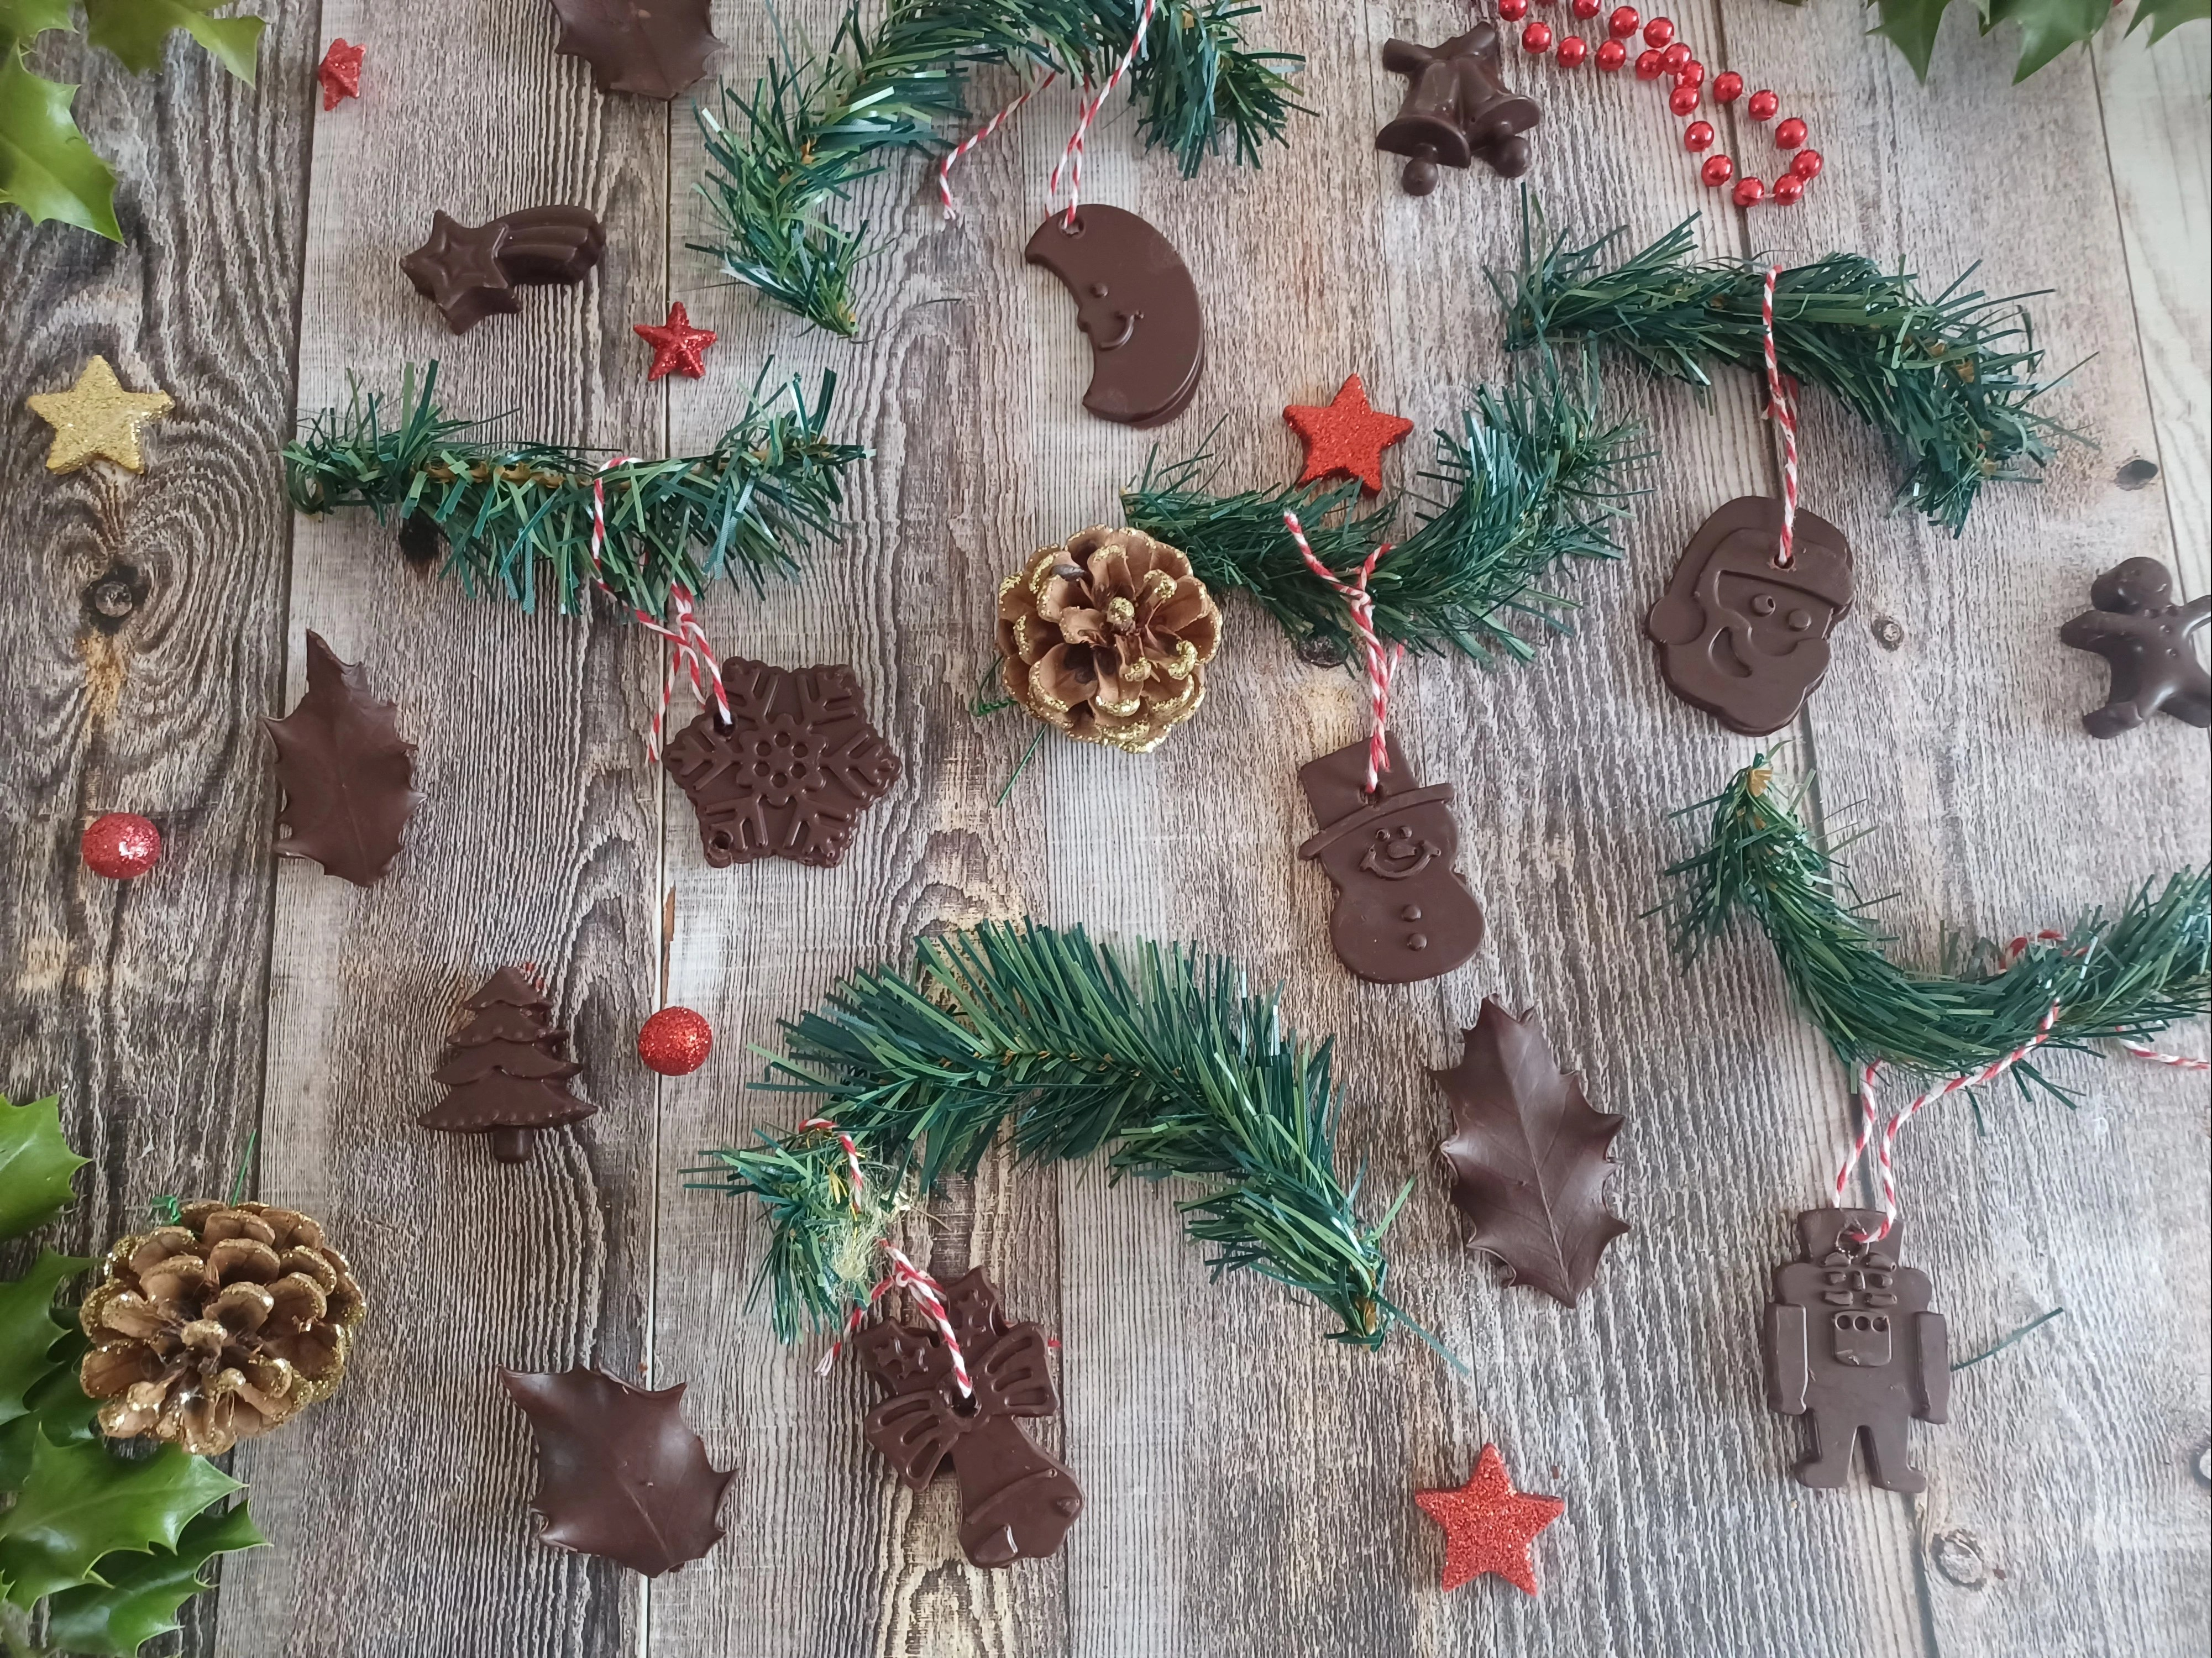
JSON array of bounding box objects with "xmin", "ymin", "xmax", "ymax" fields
[{"xmin": 421, "ymin": 968, "xmax": 594, "ymax": 1163}]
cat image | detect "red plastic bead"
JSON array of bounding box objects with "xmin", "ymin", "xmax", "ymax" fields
[
  {"xmin": 1608, "ymin": 6, "xmax": 1641, "ymax": 37},
  {"xmin": 1732, "ymin": 175, "xmax": 1765, "ymax": 207},
  {"xmin": 1684, "ymin": 120, "xmax": 1715, "ymax": 151},
  {"xmin": 1678, "ymin": 60, "xmax": 1705, "ymax": 86},
  {"xmin": 1747, "ymin": 88, "xmax": 1779, "ymax": 121},
  {"xmin": 1596, "ymin": 37, "xmax": 1628, "ymax": 68},
  {"xmin": 1500, "ymin": 0, "xmax": 1530, "ymax": 18},
  {"xmin": 1558, "ymin": 34, "xmax": 1590, "ymax": 65},
  {"xmin": 1636, "ymin": 48, "xmax": 1664, "ymax": 77},
  {"xmin": 1660, "ymin": 41, "xmax": 1691, "ymax": 70},
  {"xmin": 81, "ymin": 813, "xmax": 161, "ymax": 879},
  {"xmin": 1772, "ymin": 174, "xmax": 1805, "ymax": 206},
  {"xmin": 1669, "ymin": 83, "xmax": 1700, "ymax": 115},
  {"xmin": 1713, "ymin": 70, "xmax": 1744, "ymax": 102},
  {"xmin": 1573, "ymin": 0, "xmax": 1602, "ymax": 17},
  {"xmin": 638, "ymin": 1006, "xmax": 715, "ymax": 1077},
  {"xmin": 1522, "ymin": 20, "xmax": 1554, "ymax": 51},
  {"xmin": 1643, "ymin": 15, "xmax": 1676, "ymax": 46},
  {"xmin": 1700, "ymin": 154, "xmax": 1734, "ymax": 187},
  {"xmin": 1791, "ymin": 148, "xmax": 1823, "ymax": 180},
  {"xmin": 1775, "ymin": 117, "xmax": 1808, "ymax": 150}
]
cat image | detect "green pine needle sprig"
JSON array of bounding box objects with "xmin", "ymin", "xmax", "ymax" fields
[
  {"xmin": 1663, "ymin": 758, "xmax": 2210, "ymax": 1087},
  {"xmin": 1124, "ymin": 365, "xmax": 1642, "ymax": 664},
  {"xmin": 690, "ymin": 921, "xmax": 1407, "ymax": 1349},
  {"xmin": 1496, "ymin": 210, "xmax": 2074, "ymax": 535},
  {"xmin": 282, "ymin": 361, "xmax": 868, "ymax": 621},
  {"xmin": 693, "ymin": 0, "xmax": 1302, "ymax": 335}
]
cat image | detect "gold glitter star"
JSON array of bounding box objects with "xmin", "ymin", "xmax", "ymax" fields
[{"xmin": 26, "ymin": 356, "xmax": 175, "ymax": 475}]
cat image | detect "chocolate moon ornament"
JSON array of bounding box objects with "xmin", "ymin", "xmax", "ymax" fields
[
  {"xmin": 1298, "ymin": 735, "xmax": 1483, "ymax": 984},
  {"xmin": 1025, "ymin": 207, "xmax": 1205, "ymax": 428},
  {"xmin": 1647, "ymin": 496, "xmax": 1854, "ymax": 737}
]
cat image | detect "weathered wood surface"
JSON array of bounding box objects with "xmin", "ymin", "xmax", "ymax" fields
[{"xmin": 0, "ymin": 2, "xmax": 2204, "ymax": 1656}]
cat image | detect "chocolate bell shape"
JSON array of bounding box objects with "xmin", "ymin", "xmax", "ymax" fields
[{"xmin": 1377, "ymin": 27, "xmax": 1542, "ymax": 195}]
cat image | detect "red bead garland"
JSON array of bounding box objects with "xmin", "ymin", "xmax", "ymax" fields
[
  {"xmin": 81, "ymin": 813, "xmax": 161, "ymax": 879},
  {"xmin": 1678, "ymin": 60, "xmax": 1705, "ymax": 86},
  {"xmin": 1712, "ymin": 70, "xmax": 1743, "ymax": 102},
  {"xmin": 1732, "ymin": 176, "xmax": 1765, "ymax": 207},
  {"xmin": 1635, "ymin": 48, "xmax": 1663, "ymax": 77},
  {"xmin": 1775, "ymin": 117, "xmax": 1808, "ymax": 150},
  {"xmin": 1501, "ymin": 0, "xmax": 1530, "ymax": 19},
  {"xmin": 1668, "ymin": 83, "xmax": 1699, "ymax": 114},
  {"xmin": 1791, "ymin": 149, "xmax": 1823, "ymax": 180},
  {"xmin": 1701, "ymin": 154, "xmax": 1734, "ymax": 187},
  {"xmin": 1596, "ymin": 37, "xmax": 1627, "ymax": 69},
  {"xmin": 1642, "ymin": 15, "xmax": 1675, "ymax": 46},
  {"xmin": 1659, "ymin": 40, "xmax": 1691, "ymax": 71},
  {"xmin": 1747, "ymin": 88, "xmax": 1779, "ymax": 120},
  {"xmin": 1684, "ymin": 120, "xmax": 1715, "ymax": 151},
  {"xmin": 1522, "ymin": 20, "xmax": 1554, "ymax": 51},
  {"xmin": 1558, "ymin": 34, "xmax": 1589, "ymax": 65},
  {"xmin": 1573, "ymin": 0, "xmax": 1602, "ymax": 17},
  {"xmin": 1608, "ymin": 6, "xmax": 1640, "ymax": 36},
  {"xmin": 1772, "ymin": 174, "xmax": 1805, "ymax": 206}
]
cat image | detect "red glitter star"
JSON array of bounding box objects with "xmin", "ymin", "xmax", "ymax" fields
[
  {"xmin": 1283, "ymin": 373, "xmax": 1414, "ymax": 495},
  {"xmin": 1414, "ymin": 1444, "xmax": 1565, "ymax": 1594},
  {"xmin": 317, "ymin": 39, "xmax": 365, "ymax": 112},
  {"xmin": 633, "ymin": 301, "xmax": 717, "ymax": 381}
]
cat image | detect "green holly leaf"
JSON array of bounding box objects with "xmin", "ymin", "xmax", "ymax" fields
[
  {"xmin": 0, "ymin": 1094, "xmax": 90, "ymax": 1242},
  {"xmin": 2129, "ymin": 0, "xmax": 2210, "ymax": 40},
  {"xmin": 82, "ymin": 0, "xmax": 263, "ymax": 83},
  {"xmin": 0, "ymin": 1431, "xmax": 240, "ymax": 1607},
  {"xmin": 0, "ymin": 1251, "xmax": 90, "ymax": 1424},
  {"xmin": 44, "ymin": 1501, "xmax": 264, "ymax": 1656},
  {"xmin": 1985, "ymin": 0, "xmax": 2109, "ymax": 76},
  {"xmin": 0, "ymin": 1328, "xmax": 98, "ymax": 1493},
  {"xmin": 1868, "ymin": 0, "xmax": 1959, "ymax": 78},
  {"xmin": 0, "ymin": 0, "xmax": 75, "ymax": 53}
]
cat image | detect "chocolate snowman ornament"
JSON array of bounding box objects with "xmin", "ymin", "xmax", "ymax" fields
[{"xmin": 1297, "ymin": 736, "xmax": 1484, "ymax": 984}]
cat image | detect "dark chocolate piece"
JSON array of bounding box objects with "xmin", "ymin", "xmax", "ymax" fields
[
  {"xmin": 1377, "ymin": 27, "xmax": 1542, "ymax": 194},
  {"xmin": 857, "ymin": 1268, "xmax": 1083, "ymax": 1568},
  {"xmin": 401, "ymin": 206, "xmax": 605, "ymax": 333},
  {"xmin": 265, "ymin": 631, "xmax": 419, "ymax": 887},
  {"xmin": 1435, "ymin": 1000, "xmax": 1627, "ymax": 1307},
  {"xmin": 547, "ymin": 0, "xmax": 720, "ymax": 99},
  {"xmin": 1025, "ymin": 206, "xmax": 1205, "ymax": 428},
  {"xmin": 2057, "ymin": 556, "xmax": 2209, "ymax": 738},
  {"xmin": 1647, "ymin": 496, "xmax": 1853, "ymax": 737},
  {"xmin": 1764, "ymin": 1208, "xmax": 1948, "ymax": 1493},
  {"xmin": 663, "ymin": 657, "xmax": 901, "ymax": 869},
  {"xmin": 1297, "ymin": 735, "xmax": 1483, "ymax": 984},
  {"xmin": 421, "ymin": 967, "xmax": 595, "ymax": 1163},
  {"xmin": 500, "ymin": 1366, "xmax": 735, "ymax": 1575}
]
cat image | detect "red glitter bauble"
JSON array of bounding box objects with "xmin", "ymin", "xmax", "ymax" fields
[
  {"xmin": 82, "ymin": 813, "xmax": 161, "ymax": 879},
  {"xmin": 1747, "ymin": 88, "xmax": 1779, "ymax": 121},
  {"xmin": 1772, "ymin": 174, "xmax": 1805, "ymax": 206},
  {"xmin": 1677, "ymin": 60, "xmax": 1705, "ymax": 85},
  {"xmin": 1732, "ymin": 175, "xmax": 1766, "ymax": 207},
  {"xmin": 1500, "ymin": 0, "xmax": 1530, "ymax": 19},
  {"xmin": 1572, "ymin": 0, "xmax": 1602, "ymax": 18},
  {"xmin": 1659, "ymin": 41, "xmax": 1691, "ymax": 70},
  {"xmin": 1684, "ymin": 120, "xmax": 1715, "ymax": 151},
  {"xmin": 1522, "ymin": 21, "xmax": 1554, "ymax": 51},
  {"xmin": 1557, "ymin": 35, "xmax": 1589, "ymax": 65},
  {"xmin": 1701, "ymin": 153, "xmax": 1734, "ymax": 187},
  {"xmin": 1774, "ymin": 117, "xmax": 1808, "ymax": 150},
  {"xmin": 1791, "ymin": 148, "xmax": 1824, "ymax": 180},
  {"xmin": 638, "ymin": 1007, "xmax": 714, "ymax": 1077},
  {"xmin": 1713, "ymin": 70, "xmax": 1744, "ymax": 101},
  {"xmin": 1607, "ymin": 5, "xmax": 1640, "ymax": 38},
  {"xmin": 1596, "ymin": 38, "xmax": 1628, "ymax": 68},
  {"xmin": 1642, "ymin": 15, "xmax": 1675, "ymax": 47},
  {"xmin": 1635, "ymin": 48, "xmax": 1663, "ymax": 77},
  {"xmin": 1669, "ymin": 83, "xmax": 1699, "ymax": 114}
]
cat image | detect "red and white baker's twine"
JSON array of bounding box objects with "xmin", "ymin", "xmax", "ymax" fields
[
  {"xmin": 586, "ymin": 456, "xmax": 730, "ymax": 759},
  {"xmin": 1284, "ymin": 510, "xmax": 1402, "ymax": 794},
  {"xmin": 798, "ymin": 1116, "xmax": 974, "ymax": 1398},
  {"xmin": 1830, "ymin": 929, "xmax": 2209, "ymax": 1239},
  {"xmin": 1495, "ymin": 5, "xmax": 1821, "ymax": 208},
  {"xmin": 1760, "ymin": 263, "xmax": 1801, "ymax": 570},
  {"xmin": 938, "ymin": 72, "xmax": 1057, "ymax": 218},
  {"xmin": 1051, "ymin": 0, "xmax": 1159, "ymax": 224}
]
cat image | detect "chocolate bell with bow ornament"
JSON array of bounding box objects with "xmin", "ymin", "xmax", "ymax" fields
[{"xmin": 1376, "ymin": 26, "xmax": 1542, "ymax": 195}]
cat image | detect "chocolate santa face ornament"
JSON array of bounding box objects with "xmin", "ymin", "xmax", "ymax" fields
[{"xmin": 1647, "ymin": 497, "xmax": 1854, "ymax": 737}]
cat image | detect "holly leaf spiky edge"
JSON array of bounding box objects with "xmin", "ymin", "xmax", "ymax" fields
[
  {"xmin": 1867, "ymin": 0, "xmax": 2205, "ymax": 83},
  {"xmin": 0, "ymin": 1093, "xmax": 90, "ymax": 1242}
]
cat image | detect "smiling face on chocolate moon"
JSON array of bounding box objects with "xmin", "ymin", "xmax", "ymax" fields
[{"xmin": 1025, "ymin": 206, "xmax": 1206, "ymax": 428}]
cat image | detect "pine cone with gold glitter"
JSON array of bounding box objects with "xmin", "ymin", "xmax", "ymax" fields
[
  {"xmin": 997, "ymin": 527, "xmax": 1222, "ymax": 753},
  {"xmin": 77, "ymin": 1200, "xmax": 365, "ymax": 1456}
]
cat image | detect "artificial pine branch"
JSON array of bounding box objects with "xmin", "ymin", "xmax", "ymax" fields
[
  {"xmin": 1496, "ymin": 211, "xmax": 2072, "ymax": 535},
  {"xmin": 282, "ymin": 362, "xmax": 868, "ymax": 621},
  {"xmin": 1123, "ymin": 366, "xmax": 1641, "ymax": 663},
  {"xmin": 692, "ymin": 0, "xmax": 1302, "ymax": 335},
  {"xmin": 1663, "ymin": 758, "xmax": 2210, "ymax": 1086},
  {"xmin": 691, "ymin": 921, "xmax": 1406, "ymax": 1349}
]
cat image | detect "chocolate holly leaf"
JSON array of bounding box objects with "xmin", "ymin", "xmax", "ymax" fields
[
  {"xmin": 265, "ymin": 632, "xmax": 420, "ymax": 888},
  {"xmin": 0, "ymin": 1094, "xmax": 87, "ymax": 1243},
  {"xmin": 0, "ymin": 1431, "xmax": 240, "ymax": 1607},
  {"xmin": 545, "ymin": 0, "xmax": 719, "ymax": 99},
  {"xmin": 1434, "ymin": 1000, "xmax": 1628, "ymax": 1307},
  {"xmin": 500, "ymin": 1367, "xmax": 733, "ymax": 1577},
  {"xmin": 44, "ymin": 1500, "xmax": 264, "ymax": 1657}
]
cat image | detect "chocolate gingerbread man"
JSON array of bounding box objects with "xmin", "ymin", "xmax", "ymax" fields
[{"xmin": 2058, "ymin": 556, "xmax": 2209, "ymax": 738}]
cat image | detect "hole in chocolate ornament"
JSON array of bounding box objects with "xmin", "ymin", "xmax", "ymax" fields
[
  {"xmin": 2114, "ymin": 457, "xmax": 2160, "ymax": 490},
  {"xmin": 1871, "ymin": 617, "xmax": 1905, "ymax": 651}
]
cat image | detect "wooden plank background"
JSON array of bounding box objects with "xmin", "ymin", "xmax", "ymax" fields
[{"xmin": 2, "ymin": 3, "xmax": 2205, "ymax": 1656}]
